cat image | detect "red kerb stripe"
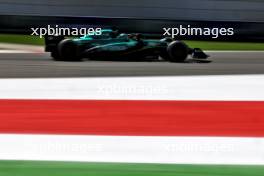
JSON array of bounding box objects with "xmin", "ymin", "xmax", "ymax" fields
[{"xmin": 0, "ymin": 100, "xmax": 264, "ymax": 137}]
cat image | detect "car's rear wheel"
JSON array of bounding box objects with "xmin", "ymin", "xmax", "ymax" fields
[
  {"xmin": 167, "ymin": 41, "xmax": 189, "ymax": 62},
  {"xmin": 51, "ymin": 50, "xmax": 61, "ymax": 61},
  {"xmin": 58, "ymin": 39, "xmax": 82, "ymax": 61}
]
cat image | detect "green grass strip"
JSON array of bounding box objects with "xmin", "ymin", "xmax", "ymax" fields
[
  {"xmin": 184, "ymin": 40, "xmax": 264, "ymax": 51},
  {"xmin": 0, "ymin": 160, "xmax": 263, "ymax": 176},
  {"xmin": 0, "ymin": 34, "xmax": 44, "ymax": 45}
]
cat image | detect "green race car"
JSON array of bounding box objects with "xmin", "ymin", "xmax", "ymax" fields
[{"xmin": 45, "ymin": 29, "xmax": 208, "ymax": 62}]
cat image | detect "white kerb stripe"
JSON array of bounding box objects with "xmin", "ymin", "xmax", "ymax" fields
[
  {"xmin": 0, "ymin": 134, "xmax": 263, "ymax": 165},
  {"xmin": 0, "ymin": 75, "xmax": 264, "ymax": 101}
]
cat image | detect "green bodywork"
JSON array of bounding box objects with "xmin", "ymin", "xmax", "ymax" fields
[{"xmin": 71, "ymin": 29, "xmax": 168, "ymax": 58}]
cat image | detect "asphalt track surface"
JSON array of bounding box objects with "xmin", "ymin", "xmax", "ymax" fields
[{"xmin": 0, "ymin": 51, "xmax": 263, "ymax": 78}]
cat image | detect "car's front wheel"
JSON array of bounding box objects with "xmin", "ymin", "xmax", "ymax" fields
[
  {"xmin": 58, "ymin": 39, "xmax": 82, "ymax": 61},
  {"xmin": 167, "ymin": 41, "xmax": 189, "ymax": 62}
]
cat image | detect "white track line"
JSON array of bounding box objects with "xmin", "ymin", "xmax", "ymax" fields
[
  {"xmin": 0, "ymin": 43, "xmax": 43, "ymax": 53},
  {"xmin": 205, "ymin": 51, "xmax": 264, "ymax": 53},
  {"xmin": 0, "ymin": 134, "xmax": 263, "ymax": 165},
  {"xmin": 0, "ymin": 75, "xmax": 264, "ymax": 101},
  {"xmin": 0, "ymin": 50, "xmax": 34, "ymax": 53}
]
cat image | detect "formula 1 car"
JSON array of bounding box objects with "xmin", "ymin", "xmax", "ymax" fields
[{"xmin": 45, "ymin": 29, "xmax": 208, "ymax": 62}]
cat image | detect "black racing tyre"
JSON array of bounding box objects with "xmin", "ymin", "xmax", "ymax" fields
[
  {"xmin": 51, "ymin": 50, "xmax": 61, "ymax": 61},
  {"xmin": 167, "ymin": 41, "xmax": 189, "ymax": 62},
  {"xmin": 58, "ymin": 39, "xmax": 82, "ymax": 61}
]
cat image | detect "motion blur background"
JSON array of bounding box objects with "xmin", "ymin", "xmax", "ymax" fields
[
  {"xmin": 0, "ymin": 0, "xmax": 264, "ymax": 41},
  {"xmin": 0, "ymin": 0, "xmax": 264, "ymax": 21}
]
